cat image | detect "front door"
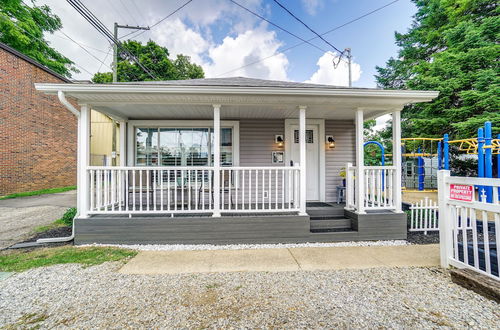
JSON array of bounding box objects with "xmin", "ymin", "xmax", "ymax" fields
[{"xmin": 289, "ymin": 124, "xmax": 320, "ymax": 201}]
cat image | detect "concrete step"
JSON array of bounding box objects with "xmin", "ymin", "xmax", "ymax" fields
[{"xmin": 310, "ymin": 217, "xmax": 352, "ymax": 230}]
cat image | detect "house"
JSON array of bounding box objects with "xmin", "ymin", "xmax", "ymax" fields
[
  {"xmin": 0, "ymin": 42, "xmax": 76, "ymax": 196},
  {"xmin": 35, "ymin": 77, "xmax": 439, "ymax": 244}
]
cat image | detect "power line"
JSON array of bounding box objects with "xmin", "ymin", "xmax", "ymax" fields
[
  {"xmin": 120, "ymin": 0, "xmax": 194, "ymax": 40},
  {"xmin": 229, "ymin": 0, "xmax": 339, "ymax": 61},
  {"xmin": 97, "ymin": 45, "xmax": 113, "ymax": 73},
  {"xmin": 272, "ymin": 0, "xmax": 344, "ymax": 55},
  {"xmin": 217, "ymin": 0, "xmax": 400, "ymax": 77},
  {"xmin": 119, "ymin": 0, "xmax": 139, "ymax": 25},
  {"xmin": 58, "ymin": 30, "xmax": 112, "ymax": 70},
  {"xmin": 67, "ymin": 0, "xmax": 158, "ymax": 80},
  {"xmin": 51, "ymin": 33, "xmax": 109, "ymax": 54}
]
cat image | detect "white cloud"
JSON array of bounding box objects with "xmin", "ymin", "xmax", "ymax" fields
[
  {"xmin": 374, "ymin": 114, "xmax": 391, "ymax": 131},
  {"xmin": 152, "ymin": 18, "xmax": 210, "ymax": 65},
  {"xmin": 305, "ymin": 51, "xmax": 361, "ymax": 87},
  {"xmin": 204, "ymin": 25, "xmax": 289, "ymax": 80},
  {"xmin": 301, "ymin": 0, "xmax": 322, "ymax": 15}
]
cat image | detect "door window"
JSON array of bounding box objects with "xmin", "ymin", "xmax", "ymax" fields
[{"xmin": 294, "ymin": 130, "xmax": 314, "ymax": 143}]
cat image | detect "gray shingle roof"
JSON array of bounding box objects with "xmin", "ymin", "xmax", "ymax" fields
[{"xmin": 114, "ymin": 77, "xmax": 371, "ymax": 89}]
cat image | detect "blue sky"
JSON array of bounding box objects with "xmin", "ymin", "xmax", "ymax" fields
[{"xmin": 40, "ymin": 0, "xmax": 417, "ymax": 87}]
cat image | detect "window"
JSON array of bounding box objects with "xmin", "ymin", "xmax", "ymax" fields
[
  {"xmin": 294, "ymin": 129, "xmax": 314, "ymax": 143},
  {"xmin": 136, "ymin": 128, "xmax": 158, "ymax": 166},
  {"xmin": 135, "ymin": 127, "xmax": 233, "ymax": 166}
]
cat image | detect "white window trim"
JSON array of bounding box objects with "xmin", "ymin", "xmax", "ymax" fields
[
  {"xmin": 127, "ymin": 120, "xmax": 240, "ymax": 167},
  {"xmin": 284, "ymin": 118, "xmax": 326, "ymax": 202}
]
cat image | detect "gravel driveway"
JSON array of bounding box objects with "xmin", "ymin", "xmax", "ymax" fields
[
  {"xmin": 0, "ymin": 191, "xmax": 76, "ymax": 249},
  {"xmin": 0, "ymin": 263, "xmax": 498, "ymax": 328}
]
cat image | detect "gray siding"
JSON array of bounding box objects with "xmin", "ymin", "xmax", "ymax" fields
[
  {"xmin": 325, "ymin": 120, "xmax": 355, "ymax": 202},
  {"xmin": 239, "ymin": 119, "xmax": 285, "ymax": 166},
  {"xmin": 239, "ymin": 119, "xmax": 355, "ymax": 202}
]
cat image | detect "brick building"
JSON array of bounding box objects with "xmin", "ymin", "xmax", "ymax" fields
[{"xmin": 0, "ymin": 42, "xmax": 76, "ymax": 196}]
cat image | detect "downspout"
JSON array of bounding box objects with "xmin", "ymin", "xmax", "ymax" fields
[{"xmin": 37, "ymin": 91, "xmax": 80, "ymax": 244}]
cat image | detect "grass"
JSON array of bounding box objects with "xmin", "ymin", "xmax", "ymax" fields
[
  {"xmin": 0, "ymin": 246, "xmax": 137, "ymax": 272},
  {"xmin": 32, "ymin": 218, "xmax": 67, "ymax": 233},
  {"xmin": 32, "ymin": 208, "xmax": 77, "ymax": 233},
  {"xmin": 0, "ymin": 186, "xmax": 76, "ymax": 200}
]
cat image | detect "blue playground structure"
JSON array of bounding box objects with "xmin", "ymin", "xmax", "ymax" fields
[
  {"xmin": 438, "ymin": 121, "xmax": 499, "ymax": 202},
  {"xmin": 369, "ymin": 121, "xmax": 499, "ymax": 196}
]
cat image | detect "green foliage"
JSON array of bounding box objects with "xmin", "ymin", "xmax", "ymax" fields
[
  {"xmin": 31, "ymin": 207, "xmax": 75, "ymax": 233},
  {"xmin": 0, "ymin": 246, "xmax": 137, "ymax": 272},
  {"xmin": 92, "ymin": 40, "xmax": 205, "ymax": 83},
  {"xmin": 60, "ymin": 207, "xmax": 77, "ymax": 226},
  {"xmin": 375, "ymin": 0, "xmax": 500, "ymax": 139},
  {"xmin": 0, "ymin": 186, "xmax": 76, "ymax": 200},
  {"xmin": 0, "ymin": 0, "xmax": 76, "ymax": 76}
]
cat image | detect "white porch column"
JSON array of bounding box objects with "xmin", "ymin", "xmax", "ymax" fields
[
  {"xmin": 212, "ymin": 104, "xmax": 221, "ymax": 217},
  {"xmin": 299, "ymin": 106, "xmax": 307, "ymax": 215},
  {"xmin": 78, "ymin": 105, "xmax": 91, "ymax": 218},
  {"xmin": 119, "ymin": 121, "xmax": 127, "ymax": 166},
  {"xmin": 392, "ymin": 110, "xmax": 403, "ymax": 212},
  {"xmin": 355, "ymin": 109, "xmax": 365, "ymax": 214}
]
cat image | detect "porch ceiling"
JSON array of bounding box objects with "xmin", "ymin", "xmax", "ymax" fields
[{"xmin": 34, "ymin": 83, "xmax": 439, "ymax": 120}]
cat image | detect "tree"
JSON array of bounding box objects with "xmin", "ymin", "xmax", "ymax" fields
[
  {"xmin": 92, "ymin": 40, "xmax": 204, "ymax": 83},
  {"xmin": 375, "ymin": 0, "xmax": 499, "ymax": 139},
  {"xmin": 0, "ymin": 0, "xmax": 76, "ymax": 77}
]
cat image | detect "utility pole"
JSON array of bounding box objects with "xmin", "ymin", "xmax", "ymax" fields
[
  {"xmin": 345, "ymin": 48, "xmax": 352, "ymax": 88},
  {"xmin": 113, "ymin": 23, "xmax": 150, "ymax": 82}
]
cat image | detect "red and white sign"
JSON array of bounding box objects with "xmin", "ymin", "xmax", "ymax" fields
[{"xmin": 449, "ymin": 184, "xmax": 473, "ymax": 202}]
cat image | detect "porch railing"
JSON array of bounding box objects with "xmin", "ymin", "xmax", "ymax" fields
[
  {"xmin": 345, "ymin": 163, "xmax": 397, "ymax": 212},
  {"xmin": 87, "ymin": 165, "xmax": 301, "ymax": 215}
]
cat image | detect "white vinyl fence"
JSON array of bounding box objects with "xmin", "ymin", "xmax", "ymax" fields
[
  {"xmin": 439, "ymin": 170, "xmax": 500, "ymax": 280},
  {"xmin": 409, "ymin": 197, "xmax": 439, "ymax": 234}
]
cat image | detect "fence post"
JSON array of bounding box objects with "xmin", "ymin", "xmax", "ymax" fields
[
  {"xmin": 345, "ymin": 162, "xmax": 353, "ymax": 209},
  {"xmin": 438, "ymin": 170, "xmax": 451, "ymax": 268}
]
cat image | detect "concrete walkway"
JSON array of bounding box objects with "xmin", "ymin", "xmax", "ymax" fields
[
  {"xmin": 0, "ymin": 190, "xmax": 76, "ymax": 249},
  {"xmin": 119, "ymin": 244, "xmax": 440, "ymax": 274}
]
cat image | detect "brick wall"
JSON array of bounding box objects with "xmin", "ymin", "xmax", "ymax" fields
[{"xmin": 0, "ymin": 47, "xmax": 77, "ymax": 196}]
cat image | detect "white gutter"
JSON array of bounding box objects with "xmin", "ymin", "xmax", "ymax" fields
[
  {"xmin": 36, "ymin": 83, "xmax": 440, "ymax": 102},
  {"xmin": 35, "ymin": 90, "xmax": 79, "ymax": 244},
  {"xmin": 57, "ymin": 90, "xmax": 80, "ymax": 117}
]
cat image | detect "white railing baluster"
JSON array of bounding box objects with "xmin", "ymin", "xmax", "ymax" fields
[
  {"xmin": 188, "ymin": 170, "xmax": 191, "ymax": 210},
  {"xmin": 86, "ymin": 166, "xmax": 301, "ymax": 216},
  {"xmin": 167, "ymin": 170, "xmax": 171, "ymax": 211},
  {"xmin": 160, "ymin": 170, "xmax": 164, "ymax": 211},
  {"xmin": 132, "ymin": 170, "xmax": 136, "ymax": 211},
  {"xmin": 242, "ymin": 169, "xmax": 245, "ymax": 210},
  {"xmin": 268, "ymin": 169, "xmax": 271, "ymax": 210},
  {"xmin": 174, "ymin": 170, "xmax": 177, "ymax": 211},
  {"xmin": 482, "ymin": 209, "xmax": 491, "ymax": 274},
  {"xmin": 90, "ymin": 170, "xmax": 95, "ymax": 211}
]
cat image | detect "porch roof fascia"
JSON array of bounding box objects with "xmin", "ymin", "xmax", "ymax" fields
[{"xmin": 34, "ymin": 83, "xmax": 439, "ymax": 102}]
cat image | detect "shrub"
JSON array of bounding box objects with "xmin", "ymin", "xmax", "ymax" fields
[{"xmin": 60, "ymin": 208, "xmax": 77, "ymax": 226}]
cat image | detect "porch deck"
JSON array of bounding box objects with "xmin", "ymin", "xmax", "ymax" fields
[{"xmin": 74, "ymin": 203, "xmax": 407, "ymax": 245}]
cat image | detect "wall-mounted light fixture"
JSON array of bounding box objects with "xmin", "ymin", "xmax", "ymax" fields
[
  {"xmin": 275, "ymin": 134, "xmax": 284, "ymax": 147},
  {"xmin": 326, "ymin": 135, "xmax": 335, "ymax": 149}
]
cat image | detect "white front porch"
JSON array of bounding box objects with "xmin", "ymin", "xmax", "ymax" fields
[
  {"xmin": 34, "ymin": 79, "xmax": 438, "ymax": 220},
  {"xmin": 79, "ymin": 104, "xmax": 402, "ymax": 218}
]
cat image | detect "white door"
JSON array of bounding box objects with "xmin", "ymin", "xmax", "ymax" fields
[{"xmin": 289, "ymin": 124, "xmax": 320, "ymax": 201}]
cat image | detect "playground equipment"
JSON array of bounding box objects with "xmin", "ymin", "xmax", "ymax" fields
[
  {"xmin": 383, "ymin": 121, "xmax": 499, "ymax": 194},
  {"xmin": 439, "ymin": 122, "xmax": 499, "ymax": 203},
  {"xmin": 363, "ymin": 141, "xmax": 385, "ymax": 165},
  {"xmin": 400, "ymin": 138, "xmax": 441, "ymax": 191}
]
